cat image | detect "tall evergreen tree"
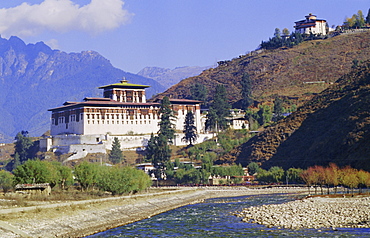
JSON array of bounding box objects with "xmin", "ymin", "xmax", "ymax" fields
[
  {"xmin": 366, "ymin": 8, "xmax": 370, "ymax": 25},
  {"xmin": 182, "ymin": 111, "xmax": 198, "ymax": 146},
  {"xmin": 145, "ymin": 133, "xmax": 156, "ymax": 163},
  {"xmin": 14, "ymin": 131, "xmax": 34, "ymax": 164},
  {"xmin": 109, "ymin": 137, "xmax": 124, "ymax": 164},
  {"xmin": 145, "ymin": 134, "xmax": 171, "ymax": 179},
  {"xmin": 205, "ymin": 84, "xmax": 231, "ymax": 132},
  {"xmin": 273, "ymin": 97, "xmax": 284, "ymax": 121},
  {"xmin": 158, "ymin": 96, "xmax": 176, "ymax": 144},
  {"xmin": 205, "ymin": 108, "xmax": 217, "ymax": 132},
  {"xmin": 152, "ymin": 134, "xmax": 171, "ymax": 179},
  {"xmin": 240, "ymin": 73, "xmax": 253, "ymax": 110},
  {"xmin": 146, "ymin": 96, "xmax": 176, "ymax": 179}
]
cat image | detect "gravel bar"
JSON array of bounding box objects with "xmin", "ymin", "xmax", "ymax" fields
[{"xmin": 236, "ymin": 196, "xmax": 370, "ymax": 229}]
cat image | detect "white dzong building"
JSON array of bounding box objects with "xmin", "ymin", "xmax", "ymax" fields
[
  {"xmin": 294, "ymin": 13, "xmax": 327, "ymax": 36},
  {"xmin": 44, "ymin": 80, "xmax": 208, "ymax": 154}
]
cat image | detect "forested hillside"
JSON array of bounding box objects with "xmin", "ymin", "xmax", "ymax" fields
[
  {"xmin": 224, "ymin": 60, "xmax": 370, "ymax": 171},
  {"xmin": 153, "ymin": 31, "xmax": 370, "ymax": 108}
]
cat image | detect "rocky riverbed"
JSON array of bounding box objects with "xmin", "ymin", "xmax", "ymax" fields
[{"xmin": 236, "ymin": 195, "xmax": 370, "ymax": 229}]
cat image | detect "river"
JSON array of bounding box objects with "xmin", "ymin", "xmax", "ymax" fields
[{"xmin": 88, "ymin": 193, "xmax": 370, "ymax": 237}]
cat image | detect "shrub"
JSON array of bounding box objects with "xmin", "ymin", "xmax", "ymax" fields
[
  {"xmin": 0, "ymin": 170, "xmax": 14, "ymax": 193},
  {"xmin": 97, "ymin": 166, "xmax": 151, "ymax": 195}
]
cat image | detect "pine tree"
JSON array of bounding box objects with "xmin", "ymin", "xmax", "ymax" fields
[
  {"xmin": 158, "ymin": 96, "xmax": 176, "ymax": 144},
  {"xmin": 366, "ymin": 8, "xmax": 370, "ymax": 25},
  {"xmin": 240, "ymin": 73, "xmax": 253, "ymax": 110},
  {"xmin": 14, "ymin": 131, "xmax": 33, "ymax": 164},
  {"xmin": 205, "ymin": 84, "xmax": 230, "ymax": 132},
  {"xmin": 182, "ymin": 111, "xmax": 198, "ymax": 145},
  {"xmin": 273, "ymin": 97, "xmax": 284, "ymax": 121},
  {"xmin": 145, "ymin": 134, "xmax": 171, "ymax": 179},
  {"xmin": 145, "ymin": 133, "xmax": 156, "ymax": 162},
  {"xmin": 146, "ymin": 96, "xmax": 176, "ymax": 180},
  {"xmin": 109, "ymin": 137, "xmax": 124, "ymax": 164}
]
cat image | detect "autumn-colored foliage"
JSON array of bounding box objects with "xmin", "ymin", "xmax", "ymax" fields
[{"xmin": 300, "ymin": 163, "xmax": 370, "ymax": 195}]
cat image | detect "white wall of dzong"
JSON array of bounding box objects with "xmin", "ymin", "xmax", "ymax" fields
[
  {"xmin": 50, "ymin": 106, "xmax": 161, "ymax": 136},
  {"xmin": 51, "ymin": 113, "xmax": 84, "ymax": 135},
  {"xmin": 83, "ymin": 107, "xmax": 160, "ymax": 135}
]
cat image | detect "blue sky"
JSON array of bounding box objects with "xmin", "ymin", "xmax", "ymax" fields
[{"xmin": 0, "ymin": 0, "xmax": 369, "ymax": 73}]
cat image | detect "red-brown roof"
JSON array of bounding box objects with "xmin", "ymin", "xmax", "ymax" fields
[{"xmin": 49, "ymin": 99, "xmax": 159, "ymax": 112}]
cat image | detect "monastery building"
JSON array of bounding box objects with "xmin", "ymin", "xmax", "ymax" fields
[
  {"xmin": 294, "ymin": 13, "xmax": 327, "ymax": 35},
  {"xmin": 42, "ymin": 80, "xmax": 211, "ymax": 156}
]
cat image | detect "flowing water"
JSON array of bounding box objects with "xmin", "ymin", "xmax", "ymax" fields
[{"xmin": 88, "ymin": 193, "xmax": 370, "ymax": 237}]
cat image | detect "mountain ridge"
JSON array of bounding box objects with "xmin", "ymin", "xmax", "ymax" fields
[{"xmin": 0, "ymin": 36, "xmax": 165, "ymax": 142}]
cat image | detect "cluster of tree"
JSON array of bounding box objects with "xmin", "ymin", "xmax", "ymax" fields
[
  {"xmin": 249, "ymin": 162, "xmax": 303, "ymax": 185},
  {"xmin": 300, "ymin": 164, "xmax": 370, "ymax": 195},
  {"xmin": 240, "ymin": 73, "xmax": 296, "ymax": 129},
  {"xmin": 75, "ymin": 162, "xmax": 151, "ymax": 195},
  {"xmin": 260, "ymin": 28, "xmax": 304, "ymax": 50},
  {"xmin": 165, "ymin": 158, "xmax": 244, "ymax": 185},
  {"xmin": 250, "ymin": 162, "xmax": 370, "ymax": 196},
  {"xmin": 343, "ymin": 9, "xmax": 370, "ymax": 29},
  {"xmin": 182, "ymin": 129, "xmax": 250, "ymax": 163},
  {"xmin": 0, "ymin": 160, "xmax": 151, "ymax": 195},
  {"xmin": 245, "ymin": 103, "xmax": 282, "ymax": 130},
  {"xmin": 6, "ymin": 131, "xmax": 39, "ymax": 171}
]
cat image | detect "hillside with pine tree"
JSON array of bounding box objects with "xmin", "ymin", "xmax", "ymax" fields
[{"xmin": 223, "ymin": 60, "xmax": 370, "ymax": 171}]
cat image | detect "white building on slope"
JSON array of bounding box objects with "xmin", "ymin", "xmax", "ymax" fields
[{"xmin": 294, "ymin": 13, "xmax": 327, "ymax": 36}]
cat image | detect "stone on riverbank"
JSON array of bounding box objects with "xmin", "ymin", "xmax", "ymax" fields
[{"xmin": 236, "ymin": 196, "xmax": 370, "ymax": 229}]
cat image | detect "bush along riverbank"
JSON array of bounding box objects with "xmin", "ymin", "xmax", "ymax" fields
[{"xmin": 236, "ymin": 195, "xmax": 370, "ymax": 229}]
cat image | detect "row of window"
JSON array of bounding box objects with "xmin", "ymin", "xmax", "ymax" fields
[
  {"xmin": 85, "ymin": 107, "xmax": 157, "ymax": 113},
  {"xmin": 86, "ymin": 114, "xmax": 158, "ymax": 120},
  {"xmin": 53, "ymin": 114, "xmax": 83, "ymax": 124},
  {"xmin": 87, "ymin": 120, "xmax": 153, "ymax": 125}
]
